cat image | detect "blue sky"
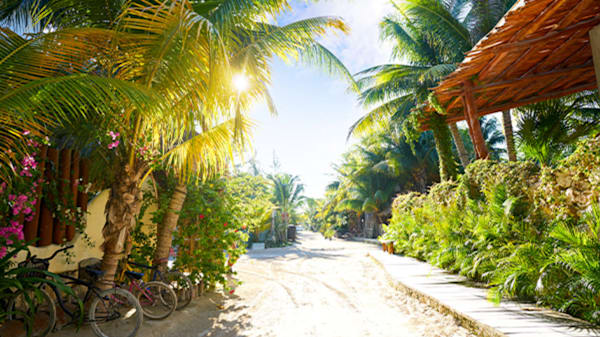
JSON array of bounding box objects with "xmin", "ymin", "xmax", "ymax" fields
[{"xmin": 248, "ymin": 0, "xmax": 394, "ymax": 198}]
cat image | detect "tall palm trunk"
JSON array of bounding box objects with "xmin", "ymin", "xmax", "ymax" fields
[
  {"xmin": 153, "ymin": 183, "xmax": 188, "ymax": 272},
  {"xmin": 99, "ymin": 164, "xmax": 145, "ymax": 289},
  {"xmin": 430, "ymin": 115, "xmax": 458, "ymax": 181},
  {"xmin": 501, "ymin": 110, "xmax": 517, "ymax": 161},
  {"xmin": 449, "ymin": 123, "xmax": 470, "ymax": 169},
  {"xmin": 364, "ymin": 212, "xmax": 377, "ymax": 238}
]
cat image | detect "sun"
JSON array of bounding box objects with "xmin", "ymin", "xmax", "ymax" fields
[{"xmin": 233, "ymin": 74, "xmax": 249, "ymax": 93}]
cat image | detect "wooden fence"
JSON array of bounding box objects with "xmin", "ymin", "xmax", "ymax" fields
[{"xmin": 23, "ymin": 146, "xmax": 90, "ymax": 246}]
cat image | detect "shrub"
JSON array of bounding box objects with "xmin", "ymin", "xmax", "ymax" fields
[{"xmin": 385, "ymin": 136, "xmax": 600, "ymax": 324}]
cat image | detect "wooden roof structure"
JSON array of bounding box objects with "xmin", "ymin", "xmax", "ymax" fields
[{"xmin": 422, "ymin": 0, "xmax": 600, "ymax": 158}]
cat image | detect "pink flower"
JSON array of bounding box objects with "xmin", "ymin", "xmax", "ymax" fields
[
  {"xmin": 23, "ymin": 207, "xmax": 32, "ymax": 215},
  {"xmin": 25, "ymin": 215, "xmax": 33, "ymax": 222},
  {"xmin": 9, "ymin": 220, "xmax": 19, "ymax": 227},
  {"xmin": 108, "ymin": 141, "xmax": 120, "ymax": 149},
  {"xmin": 223, "ymin": 222, "xmax": 228, "ymax": 227},
  {"xmin": 8, "ymin": 194, "xmax": 16, "ymax": 202},
  {"xmin": 22, "ymin": 130, "xmax": 30, "ymax": 136},
  {"xmin": 108, "ymin": 131, "xmax": 120, "ymax": 140},
  {"xmin": 199, "ymin": 214, "xmax": 205, "ymax": 220}
]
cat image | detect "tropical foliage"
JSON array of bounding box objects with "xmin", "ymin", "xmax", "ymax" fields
[
  {"xmin": 0, "ymin": 0, "xmax": 357, "ymax": 285},
  {"xmin": 352, "ymin": 0, "xmax": 516, "ymax": 180},
  {"xmin": 384, "ymin": 136, "xmax": 600, "ymax": 324},
  {"xmin": 313, "ymin": 120, "xmax": 439, "ymax": 238},
  {"xmin": 514, "ymin": 93, "xmax": 600, "ymax": 166}
]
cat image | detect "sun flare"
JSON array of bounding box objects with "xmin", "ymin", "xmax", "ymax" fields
[{"xmin": 233, "ymin": 74, "xmax": 249, "ymax": 92}]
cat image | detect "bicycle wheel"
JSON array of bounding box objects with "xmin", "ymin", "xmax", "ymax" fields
[
  {"xmin": 136, "ymin": 281, "xmax": 177, "ymax": 320},
  {"xmin": 6, "ymin": 288, "xmax": 56, "ymax": 337},
  {"xmin": 164, "ymin": 271, "xmax": 193, "ymax": 310},
  {"xmin": 89, "ymin": 288, "xmax": 143, "ymax": 337}
]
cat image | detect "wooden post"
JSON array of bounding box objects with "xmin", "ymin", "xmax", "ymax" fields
[
  {"xmin": 38, "ymin": 148, "xmax": 58, "ymax": 247},
  {"xmin": 590, "ymin": 25, "xmax": 600, "ymax": 91},
  {"xmin": 67, "ymin": 151, "xmax": 80, "ymax": 241},
  {"xmin": 462, "ymin": 81, "xmax": 489, "ymax": 159},
  {"xmin": 53, "ymin": 148, "xmax": 71, "ymax": 244}
]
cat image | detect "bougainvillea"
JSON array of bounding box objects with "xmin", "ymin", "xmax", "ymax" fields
[
  {"xmin": 132, "ymin": 174, "xmax": 249, "ymax": 292},
  {"xmin": 0, "ymin": 131, "xmax": 45, "ymax": 257},
  {"xmin": 173, "ymin": 178, "xmax": 248, "ymax": 291}
]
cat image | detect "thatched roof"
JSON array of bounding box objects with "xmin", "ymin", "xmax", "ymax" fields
[{"xmin": 422, "ymin": 0, "xmax": 600, "ymax": 129}]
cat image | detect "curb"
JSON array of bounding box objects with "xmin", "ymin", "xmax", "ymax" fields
[
  {"xmin": 368, "ymin": 253, "xmax": 506, "ymax": 337},
  {"xmin": 348, "ymin": 237, "xmax": 381, "ymax": 246}
]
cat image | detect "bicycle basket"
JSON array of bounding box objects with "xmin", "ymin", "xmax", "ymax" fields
[
  {"xmin": 17, "ymin": 260, "xmax": 49, "ymax": 279},
  {"xmin": 78, "ymin": 257, "xmax": 102, "ymax": 282}
]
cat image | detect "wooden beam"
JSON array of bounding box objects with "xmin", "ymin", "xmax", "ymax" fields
[
  {"xmin": 590, "ymin": 25, "xmax": 600, "ymax": 90},
  {"xmin": 478, "ymin": 81, "xmax": 597, "ymax": 114},
  {"xmin": 462, "ymin": 81, "xmax": 488, "ymax": 159},
  {"xmin": 438, "ymin": 63, "xmax": 593, "ymax": 97},
  {"xmin": 422, "ymin": 81, "xmax": 597, "ymax": 130}
]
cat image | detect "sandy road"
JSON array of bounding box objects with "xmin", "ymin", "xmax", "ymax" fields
[
  {"xmin": 36, "ymin": 230, "xmax": 475, "ymax": 337},
  {"xmin": 206, "ymin": 230, "xmax": 475, "ymax": 337}
]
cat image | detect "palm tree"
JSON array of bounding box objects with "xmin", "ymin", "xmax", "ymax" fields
[
  {"xmin": 268, "ymin": 173, "xmax": 304, "ymax": 243},
  {"xmin": 501, "ymin": 110, "xmax": 517, "ymax": 161},
  {"xmin": 353, "ymin": 0, "xmax": 517, "ymax": 176},
  {"xmin": 450, "ymin": 123, "xmax": 470, "ymax": 168},
  {"xmin": 330, "ymin": 121, "xmax": 439, "ymax": 237},
  {"xmin": 515, "ymin": 93, "xmax": 600, "ymax": 166},
  {"xmin": 150, "ymin": 1, "xmax": 358, "ymax": 268},
  {"xmin": 3, "ymin": 0, "xmax": 355, "ymax": 282}
]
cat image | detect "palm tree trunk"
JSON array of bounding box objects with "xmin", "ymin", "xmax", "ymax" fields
[
  {"xmin": 99, "ymin": 164, "xmax": 144, "ymax": 289},
  {"xmin": 364, "ymin": 212, "xmax": 376, "ymax": 238},
  {"xmin": 501, "ymin": 110, "xmax": 517, "ymax": 161},
  {"xmin": 449, "ymin": 123, "xmax": 469, "ymax": 169},
  {"xmin": 430, "ymin": 115, "xmax": 458, "ymax": 181},
  {"xmin": 153, "ymin": 183, "xmax": 188, "ymax": 272}
]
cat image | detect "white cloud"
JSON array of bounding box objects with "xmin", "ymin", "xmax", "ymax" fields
[{"xmin": 281, "ymin": 0, "xmax": 394, "ymax": 72}]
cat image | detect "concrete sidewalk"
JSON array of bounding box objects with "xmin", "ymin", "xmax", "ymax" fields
[{"xmin": 369, "ymin": 250, "xmax": 600, "ymax": 337}]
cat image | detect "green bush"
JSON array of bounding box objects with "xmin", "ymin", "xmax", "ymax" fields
[{"xmin": 385, "ymin": 136, "xmax": 600, "ymax": 324}]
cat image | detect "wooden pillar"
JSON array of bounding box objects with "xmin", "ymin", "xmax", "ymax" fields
[
  {"xmin": 590, "ymin": 25, "xmax": 600, "ymax": 91},
  {"xmin": 462, "ymin": 81, "xmax": 489, "ymax": 159}
]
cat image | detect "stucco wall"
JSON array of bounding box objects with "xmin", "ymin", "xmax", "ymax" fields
[{"xmin": 14, "ymin": 189, "xmax": 157, "ymax": 273}]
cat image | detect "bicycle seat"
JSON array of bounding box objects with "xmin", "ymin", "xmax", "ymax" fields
[
  {"xmin": 125, "ymin": 270, "xmax": 144, "ymax": 280},
  {"xmin": 85, "ymin": 267, "xmax": 105, "ymax": 278}
]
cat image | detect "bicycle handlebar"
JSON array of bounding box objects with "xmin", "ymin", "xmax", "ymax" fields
[
  {"xmin": 127, "ymin": 260, "xmax": 155, "ymax": 270},
  {"xmin": 30, "ymin": 244, "xmax": 74, "ymax": 263},
  {"xmin": 48, "ymin": 244, "xmax": 74, "ymax": 261}
]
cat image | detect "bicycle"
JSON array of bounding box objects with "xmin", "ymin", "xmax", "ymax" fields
[
  {"xmin": 125, "ymin": 258, "xmax": 193, "ymax": 310},
  {"xmin": 2, "ymin": 261, "xmax": 56, "ymax": 337},
  {"xmin": 116, "ymin": 260, "xmax": 177, "ymax": 320},
  {"xmin": 11, "ymin": 245, "xmax": 144, "ymax": 337}
]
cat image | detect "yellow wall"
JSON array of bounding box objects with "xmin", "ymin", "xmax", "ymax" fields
[{"xmin": 14, "ymin": 189, "xmax": 157, "ymax": 273}]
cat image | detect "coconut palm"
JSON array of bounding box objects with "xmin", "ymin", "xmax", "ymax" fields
[
  {"xmin": 150, "ymin": 2, "xmax": 358, "ymax": 268},
  {"xmin": 501, "ymin": 110, "xmax": 517, "ymax": 161},
  {"xmin": 268, "ymin": 173, "xmax": 304, "ymax": 243},
  {"xmin": 329, "ymin": 120, "xmax": 438, "ymax": 237},
  {"xmin": 353, "ymin": 0, "xmax": 517, "ymax": 177}
]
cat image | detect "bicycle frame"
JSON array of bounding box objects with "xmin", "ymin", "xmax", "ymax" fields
[{"xmin": 49, "ymin": 274, "xmax": 100, "ymax": 325}]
